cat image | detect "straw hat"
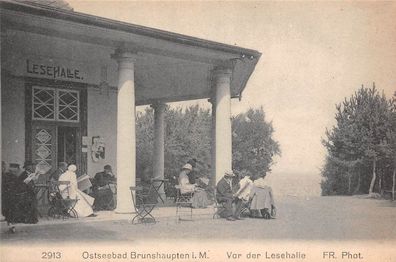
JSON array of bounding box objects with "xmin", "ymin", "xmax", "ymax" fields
[
  {"xmin": 182, "ymin": 163, "xmax": 193, "ymax": 171},
  {"xmin": 224, "ymin": 170, "xmax": 235, "ymax": 177}
]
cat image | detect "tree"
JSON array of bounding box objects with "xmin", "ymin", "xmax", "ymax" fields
[
  {"xmin": 322, "ymin": 84, "xmax": 395, "ymax": 196},
  {"xmin": 232, "ymin": 107, "xmax": 281, "ymax": 178}
]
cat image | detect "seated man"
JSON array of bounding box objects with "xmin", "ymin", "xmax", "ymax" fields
[
  {"xmin": 216, "ymin": 170, "xmax": 243, "ymax": 221},
  {"xmin": 92, "ymin": 165, "xmax": 116, "ymax": 211},
  {"xmin": 250, "ymin": 173, "xmax": 276, "ymax": 219}
]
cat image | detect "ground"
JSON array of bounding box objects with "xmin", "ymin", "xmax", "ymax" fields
[{"xmin": 1, "ymin": 196, "xmax": 395, "ymax": 243}]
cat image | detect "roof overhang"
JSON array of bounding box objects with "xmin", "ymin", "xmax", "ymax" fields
[{"xmin": 0, "ymin": 0, "xmax": 261, "ymax": 105}]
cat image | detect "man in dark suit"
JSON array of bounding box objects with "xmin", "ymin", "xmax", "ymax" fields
[
  {"xmin": 216, "ymin": 170, "xmax": 243, "ymax": 221},
  {"xmin": 92, "ymin": 165, "xmax": 116, "ymax": 210}
]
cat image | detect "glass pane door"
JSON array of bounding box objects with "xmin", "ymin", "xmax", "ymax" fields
[{"xmin": 32, "ymin": 125, "xmax": 57, "ymax": 175}]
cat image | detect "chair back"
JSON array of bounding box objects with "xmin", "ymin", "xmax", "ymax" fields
[
  {"xmin": 175, "ymin": 185, "xmax": 193, "ymax": 204},
  {"xmin": 50, "ymin": 180, "xmax": 71, "ymax": 197},
  {"xmin": 129, "ymin": 186, "xmax": 142, "ymax": 208}
]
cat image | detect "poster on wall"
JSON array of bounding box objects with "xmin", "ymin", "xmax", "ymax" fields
[{"xmin": 91, "ymin": 136, "xmax": 105, "ymax": 162}]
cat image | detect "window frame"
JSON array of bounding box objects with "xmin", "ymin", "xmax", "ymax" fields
[{"xmin": 32, "ymin": 86, "xmax": 80, "ymax": 123}]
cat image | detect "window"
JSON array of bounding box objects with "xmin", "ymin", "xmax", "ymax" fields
[
  {"xmin": 32, "ymin": 86, "xmax": 80, "ymax": 122},
  {"xmin": 32, "ymin": 87, "xmax": 55, "ymax": 120}
]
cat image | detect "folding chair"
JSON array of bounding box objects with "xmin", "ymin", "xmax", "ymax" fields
[
  {"xmin": 238, "ymin": 193, "xmax": 256, "ymax": 218},
  {"xmin": 47, "ymin": 181, "xmax": 78, "ymax": 219},
  {"xmin": 130, "ymin": 186, "xmax": 157, "ymax": 225},
  {"xmin": 175, "ymin": 185, "xmax": 193, "ymax": 222}
]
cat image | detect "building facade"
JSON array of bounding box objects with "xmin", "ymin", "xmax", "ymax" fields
[{"xmin": 0, "ymin": 0, "xmax": 260, "ymax": 215}]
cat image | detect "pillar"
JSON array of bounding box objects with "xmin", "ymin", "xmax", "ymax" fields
[
  {"xmin": 112, "ymin": 50, "xmax": 137, "ymax": 213},
  {"xmin": 213, "ymin": 68, "xmax": 233, "ymax": 183},
  {"xmin": 151, "ymin": 102, "xmax": 166, "ymax": 200},
  {"xmin": 208, "ymin": 98, "xmax": 216, "ymax": 187},
  {"xmin": 0, "ymin": 34, "xmax": 4, "ymax": 220}
]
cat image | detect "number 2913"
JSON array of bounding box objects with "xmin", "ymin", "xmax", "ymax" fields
[{"xmin": 41, "ymin": 251, "xmax": 62, "ymax": 259}]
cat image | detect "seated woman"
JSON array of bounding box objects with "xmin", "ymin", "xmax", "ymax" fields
[
  {"xmin": 178, "ymin": 163, "xmax": 209, "ymax": 208},
  {"xmin": 58, "ymin": 165, "xmax": 95, "ymax": 217},
  {"xmin": 2, "ymin": 161, "xmax": 38, "ymax": 229},
  {"xmin": 249, "ymin": 172, "xmax": 276, "ymax": 219}
]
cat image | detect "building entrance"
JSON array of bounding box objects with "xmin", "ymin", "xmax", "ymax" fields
[
  {"xmin": 26, "ymin": 82, "xmax": 87, "ymax": 176},
  {"xmin": 31, "ymin": 124, "xmax": 81, "ymax": 174}
]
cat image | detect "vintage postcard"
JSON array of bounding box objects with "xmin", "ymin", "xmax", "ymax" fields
[{"xmin": 1, "ymin": 0, "xmax": 395, "ymax": 261}]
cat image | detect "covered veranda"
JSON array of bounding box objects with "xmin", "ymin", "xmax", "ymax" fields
[{"xmin": 0, "ymin": 0, "xmax": 260, "ymax": 216}]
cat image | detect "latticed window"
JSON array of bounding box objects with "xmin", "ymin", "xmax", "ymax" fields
[
  {"xmin": 32, "ymin": 86, "xmax": 79, "ymax": 122},
  {"xmin": 58, "ymin": 90, "xmax": 79, "ymax": 121},
  {"xmin": 32, "ymin": 87, "xmax": 56, "ymax": 120}
]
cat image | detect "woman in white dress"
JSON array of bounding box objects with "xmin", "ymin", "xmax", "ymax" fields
[
  {"xmin": 178, "ymin": 164, "xmax": 209, "ymax": 208},
  {"xmin": 58, "ymin": 165, "xmax": 95, "ymax": 217}
]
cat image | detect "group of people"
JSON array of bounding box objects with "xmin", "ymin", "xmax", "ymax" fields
[
  {"xmin": 1, "ymin": 160, "xmax": 116, "ymax": 228},
  {"xmin": 176, "ymin": 158, "xmax": 276, "ymax": 221},
  {"xmin": 2, "ymin": 156, "xmax": 275, "ymax": 228},
  {"xmin": 216, "ymin": 169, "xmax": 276, "ymax": 221},
  {"xmin": 48, "ymin": 163, "xmax": 116, "ymax": 216}
]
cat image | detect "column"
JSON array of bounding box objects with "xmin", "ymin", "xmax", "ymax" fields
[
  {"xmin": 112, "ymin": 50, "xmax": 137, "ymax": 213},
  {"xmin": 213, "ymin": 68, "xmax": 233, "ymax": 183},
  {"xmin": 208, "ymin": 98, "xmax": 216, "ymax": 187},
  {"xmin": 0, "ymin": 35, "xmax": 4, "ymax": 220},
  {"xmin": 151, "ymin": 102, "xmax": 166, "ymax": 200}
]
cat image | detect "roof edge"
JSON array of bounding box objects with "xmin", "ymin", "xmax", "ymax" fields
[{"xmin": 1, "ymin": 0, "xmax": 262, "ymax": 58}]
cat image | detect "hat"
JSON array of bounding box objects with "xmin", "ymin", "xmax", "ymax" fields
[
  {"xmin": 224, "ymin": 170, "xmax": 235, "ymax": 177},
  {"xmin": 104, "ymin": 165, "xmax": 112, "ymax": 171},
  {"xmin": 182, "ymin": 163, "xmax": 193, "ymax": 171}
]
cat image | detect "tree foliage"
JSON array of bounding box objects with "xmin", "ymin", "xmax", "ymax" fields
[
  {"xmin": 232, "ymin": 107, "xmax": 281, "ymax": 178},
  {"xmin": 136, "ymin": 105, "xmax": 280, "ymax": 195},
  {"xmin": 321, "ymin": 85, "xmax": 395, "ymax": 196}
]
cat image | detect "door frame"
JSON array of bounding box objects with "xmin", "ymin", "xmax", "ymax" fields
[{"xmin": 25, "ymin": 77, "xmax": 88, "ymax": 176}]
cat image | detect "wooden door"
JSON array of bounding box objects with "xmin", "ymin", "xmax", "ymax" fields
[{"xmin": 31, "ymin": 124, "xmax": 57, "ymax": 175}]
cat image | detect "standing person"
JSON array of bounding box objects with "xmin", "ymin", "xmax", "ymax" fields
[
  {"xmin": 250, "ymin": 173, "xmax": 276, "ymax": 219},
  {"xmin": 92, "ymin": 165, "xmax": 116, "ymax": 210},
  {"xmin": 58, "ymin": 165, "xmax": 95, "ymax": 217},
  {"xmin": 216, "ymin": 170, "xmax": 243, "ymax": 221}
]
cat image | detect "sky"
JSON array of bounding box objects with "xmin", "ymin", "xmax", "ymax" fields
[{"xmin": 68, "ymin": 1, "xmax": 396, "ymax": 191}]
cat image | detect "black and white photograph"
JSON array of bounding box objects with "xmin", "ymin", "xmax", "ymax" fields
[{"xmin": 0, "ymin": 0, "xmax": 395, "ymax": 261}]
